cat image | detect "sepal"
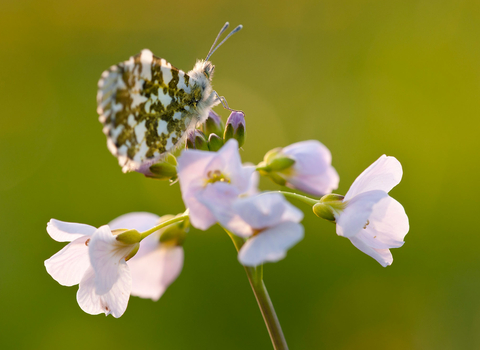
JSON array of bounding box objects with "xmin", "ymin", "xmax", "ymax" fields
[
  {"xmin": 208, "ymin": 133, "xmax": 224, "ymax": 152},
  {"xmin": 149, "ymin": 153, "xmax": 178, "ymax": 180},
  {"xmin": 114, "ymin": 229, "xmax": 142, "ymax": 244},
  {"xmin": 312, "ymin": 194, "xmax": 345, "ymax": 222}
]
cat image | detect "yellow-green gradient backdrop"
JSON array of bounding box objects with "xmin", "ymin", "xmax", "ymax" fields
[{"xmin": 1, "ymin": 0, "xmax": 479, "ymax": 349}]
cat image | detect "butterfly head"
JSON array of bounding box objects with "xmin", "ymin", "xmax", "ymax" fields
[{"xmin": 202, "ymin": 61, "xmax": 215, "ymax": 80}]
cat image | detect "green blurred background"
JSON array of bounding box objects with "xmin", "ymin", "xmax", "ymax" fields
[{"xmin": 1, "ymin": 0, "xmax": 480, "ymax": 349}]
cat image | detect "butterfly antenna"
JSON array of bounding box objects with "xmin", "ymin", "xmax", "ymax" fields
[
  {"xmin": 205, "ymin": 22, "xmax": 230, "ymax": 61},
  {"xmin": 205, "ymin": 24, "xmax": 243, "ymax": 61}
]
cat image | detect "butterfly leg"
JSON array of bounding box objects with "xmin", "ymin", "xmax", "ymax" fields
[{"xmin": 213, "ymin": 91, "xmax": 243, "ymax": 113}]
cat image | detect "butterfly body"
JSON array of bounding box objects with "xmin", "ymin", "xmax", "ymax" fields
[
  {"xmin": 97, "ymin": 49, "xmax": 219, "ymax": 172},
  {"xmin": 97, "ymin": 23, "xmax": 242, "ymax": 172}
]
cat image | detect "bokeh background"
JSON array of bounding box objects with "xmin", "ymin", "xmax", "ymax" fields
[{"xmin": 2, "ymin": 0, "xmax": 480, "ymax": 349}]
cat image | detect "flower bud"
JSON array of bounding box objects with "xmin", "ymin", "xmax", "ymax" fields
[
  {"xmin": 224, "ymin": 111, "xmax": 246, "ymax": 147},
  {"xmin": 203, "ymin": 110, "xmax": 225, "ymax": 138},
  {"xmin": 186, "ymin": 130, "xmax": 209, "ymax": 151},
  {"xmin": 208, "ymin": 133, "xmax": 224, "ymax": 152},
  {"xmin": 114, "ymin": 229, "xmax": 142, "ymax": 244},
  {"xmin": 149, "ymin": 153, "xmax": 178, "ymax": 180},
  {"xmin": 312, "ymin": 194, "xmax": 345, "ymax": 222},
  {"xmin": 157, "ymin": 215, "xmax": 190, "ymax": 246}
]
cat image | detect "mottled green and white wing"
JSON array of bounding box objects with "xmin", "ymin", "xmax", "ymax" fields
[{"xmin": 97, "ymin": 49, "xmax": 203, "ymax": 172}]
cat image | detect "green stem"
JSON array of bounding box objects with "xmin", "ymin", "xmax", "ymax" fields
[
  {"xmin": 272, "ymin": 190, "xmax": 318, "ymax": 206},
  {"xmin": 139, "ymin": 213, "xmax": 189, "ymax": 240},
  {"xmin": 226, "ymin": 230, "xmax": 289, "ymax": 350}
]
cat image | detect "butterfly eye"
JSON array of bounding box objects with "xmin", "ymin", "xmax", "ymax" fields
[{"xmin": 203, "ymin": 63, "xmax": 215, "ymax": 80}]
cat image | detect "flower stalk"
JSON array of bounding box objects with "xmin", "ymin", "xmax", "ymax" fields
[
  {"xmin": 274, "ymin": 190, "xmax": 318, "ymax": 206},
  {"xmin": 225, "ymin": 229, "xmax": 289, "ymax": 350},
  {"xmin": 139, "ymin": 213, "xmax": 189, "ymax": 240}
]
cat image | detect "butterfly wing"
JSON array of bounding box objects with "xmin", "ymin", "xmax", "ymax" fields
[{"xmin": 97, "ymin": 49, "xmax": 204, "ymax": 172}]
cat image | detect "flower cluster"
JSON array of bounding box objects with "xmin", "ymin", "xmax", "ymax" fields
[{"xmin": 46, "ymin": 108, "xmax": 409, "ymax": 317}]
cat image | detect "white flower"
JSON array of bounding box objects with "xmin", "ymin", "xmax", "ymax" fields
[
  {"xmin": 231, "ymin": 193, "xmax": 304, "ymax": 266},
  {"xmin": 177, "ymin": 139, "xmax": 255, "ymax": 231},
  {"xmin": 277, "ymin": 140, "xmax": 339, "ymax": 196},
  {"xmin": 108, "ymin": 213, "xmax": 184, "ymax": 301},
  {"xmin": 78, "ymin": 225, "xmax": 135, "ymax": 317},
  {"xmin": 45, "ymin": 212, "xmax": 183, "ymax": 317},
  {"xmin": 45, "ymin": 220, "xmax": 137, "ymax": 317},
  {"xmin": 44, "ymin": 220, "xmax": 96, "ymax": 287},
  {"xmin": 335, "ymin": 155, "xmax": 409, "ymax": 267}
]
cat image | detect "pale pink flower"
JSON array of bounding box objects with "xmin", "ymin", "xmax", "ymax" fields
[
  {"xmin": 108, "ymin": 212, "xmax": 184, "ymax": 301},
  {"xmin": 232, "ymin": 193, "xmax": 304, "ymax": 266},
  {"xmin": 77, "ymin": 225, "xmax": 135, "ymax": 317},
  {"xmin": 45, "ymin": 220, "xmax": 137, "ymax": 317},
  {"xmin": 335, "ymin": 155, "xmax": 409, "ymax": 267},
  {"xmin": 45, "ymin": 212, "xmax": 183, "ymax": 317},
  {"xmin": 278, "ymin": 140, "xmax": 339, "ymax": 196},
  {"xmin": 177, "ymin": 139, "xmax": 255, "ymax": 230}
]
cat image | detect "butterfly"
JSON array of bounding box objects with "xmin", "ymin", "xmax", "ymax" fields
[{"xmin": 96, "ymin": 22, "xmax": 242, "ymax": 173}]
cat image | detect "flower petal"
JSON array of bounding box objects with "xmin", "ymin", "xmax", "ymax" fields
[
  {"xmin": 216, "ymin": 139, "xmax": 253, "ymax": 193},
  {"xmin": 77, "ymin": 264, "xmax": 131, "ymax": 318},
  {"xmin": 234, "ymin": 193, "xmax": 303, "ymax": 229},
  {"xmin": 242, "ymin": 166, "xmax": 260, "ymax": 197},
  {"xmin": 89, "ymin": 225, "xmax": 135, "ymax": 295},
  {"xmin": 238, "ymin": 221, "xmax": 304, "ymax": 266},
  {"xmin": 46, "ymin": 219, "xmax": 96, "ymax": 242},
  {"xmin": 183, "ymin": 195, "xmax": 218, "ymax": 230},
  {"xmin": 282, "ymin": 140, "xmax": 332, "ymax": 175},
  {"xmin": 177, "ymin": 139, "xmax": 253, "ymax": 231},
  {"xmin": 336, "ymin": 190, "xmax": 388, "ymax": 238},
  {"xmin": 277, "ymin": 140, "xmax": 339, "ymax": 196},
  {"xmin": 128, "ymin": 246, "xmax": 184, "ymax": 301},
  {"xmin": 197, "ymin": 182, "xmax": 252, "ymax": 235},
  {"xmin": 285, "ymin": 166, "xmax": 339, "ymax": 196},
  {"xmin": 348, "ymin": 236, "xmax": 393, "ymax": 267},
  {"xmin": 177, "ymin": 148, "xmax": 216, "ymax": 192},
  {"xmin": 345, "ymin": 155, "xmax": 403, "ymax": 201},
  {"xmin": 355, "ymin": 196, "xmax": 409, "ymax": 249},
  {"xmin": 108, "ymin": 212, "xmax": 160, "ymax": 232},
  {"xmin": 177, "ymin": 150, "xmax": 218, "ymax": 230},
  {"xmin": 44, "ymin": 236, "xmax": 90, "ymax": 286}
]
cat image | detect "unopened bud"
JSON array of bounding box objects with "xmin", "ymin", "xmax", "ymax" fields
[
  {"xmin": 312, "ymin": 194, "xmax": 345, "ymax": 222},
  {"xmin": 186, "ymin": 130, "xmax": 209, "ymax": 150},
  {"xmin": 208, "ymin": 133, "xmax": 224, "ymax": 152},
  {"xmin": 203, "ymin": 110, "xmax": 225, "ymax": 138},
  {"xmin": 149, "ymin": 153, "xmax": 178, "ymax": 180},
  {"xmin": 224, "ymin": 111, "xmax": 246, "ymax": 147}
]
